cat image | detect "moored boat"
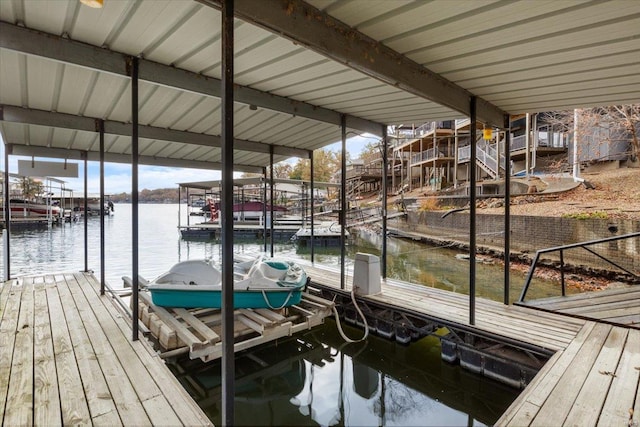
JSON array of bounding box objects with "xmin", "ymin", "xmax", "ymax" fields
[
  {"xmin": 146, "ymin": 257, "xmax": 308, "ymax": 309},
  {"xmin": 292, "ymin": 221, "xmax": 349, "ymax": 247},
  {"xmin": 9, "ymin": 198, "xmax": 61, "ymax": 217}
]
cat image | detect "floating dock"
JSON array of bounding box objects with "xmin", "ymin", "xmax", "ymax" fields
[
  {"xmin": 131, "ymin": 287, "xmax": 335, "ymax": 362},
  {"xmin": 301, "ymin": 262, "xmax": 640, "ymax": 426},
  {"xmin": 1, "ymin": 217, "xmax": 56, "ymax": 229},
  {"xmin": 516, "ymin": 286, "xmax": 640, "ymax": 326},
  {"xmin": 179, "ymin": 222, "xmax": 299, "ymax": 241},
  {"xmin": 0, "ymin": 272, "xmax": 211, "ymax": 426}
]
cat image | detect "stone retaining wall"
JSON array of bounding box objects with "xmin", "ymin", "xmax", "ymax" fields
[{"xmin": 398, "ymin": 211, "xmax": 639, "ymax": 277}]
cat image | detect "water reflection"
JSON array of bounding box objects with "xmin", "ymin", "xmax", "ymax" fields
[{"xmin": 170, "ymin": 321, "xmax": 517, "ymax": 426}]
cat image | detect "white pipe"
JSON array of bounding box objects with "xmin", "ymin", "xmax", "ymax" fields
[
  {"xmin": 531, "ymin": 113, "xmax": 537, "ymax": 173},
  {"xmin": 573, "ymin": 109, "xmax": 581, "ymax": 181},
  {"xmin": 525, "ymin": 113, "xmax": 530, "ymax": 179}
]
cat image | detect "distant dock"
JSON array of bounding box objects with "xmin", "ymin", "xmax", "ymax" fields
[
  {"xmin": 179, "ymin": 222, "xmax": 300, "ymax": 241},
  {"xmin": 1, "ymin": 217, "xmax": 57, "ymax": 229}
]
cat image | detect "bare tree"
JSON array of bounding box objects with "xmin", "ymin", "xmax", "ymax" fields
[
  {"xmin": 608, "ymin": 105, "xmax": 639, "ymax": 161},
  {"xmin": 542, "ymin": 104, "xmax": 639, "ymax": 163},
  {"xmin": 270, "ymin": 162, "xmax": 294, "ymax": 179},
  {"xmin": 17, "ymin": 177, "xmax": 44, "ymax": 201}
]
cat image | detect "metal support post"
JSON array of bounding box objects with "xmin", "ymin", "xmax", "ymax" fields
[
  {"xmin": 503, "ymin": 114, "xmax": 511, "ymax": 305},
  {"xmin": 130, "ymin": 56, "xmax": 140, "ymax": 341},
  {"xmin": 3, "ymin": 142, "xmax": 10, "ymax": 281},
  {"xmin": 220, "ymin": 0, "xmax": 235, "ymax": 423},
  {"xmin": 381, "ymin": 125, "xmax": 388, "ymax": 278},
  {"xmin": 340, "ymin": 114, "xmax": 346, "ymax": 290},
  {"xmin": 469, "ymin": 96, "xmax": 477, "ymax": 325},
  {"xmin": 262, "ymin": 169, "xmax": 267, "ymax": 252},
  {"xmin": 83, "ymin": 151, "xmax": 88, "ymax": 272},
  {"xmin": 310, "ymin": 150, "xmax": 315, "ymax": 262},
  {"xmin": 269, "ymin": 145, "xmax": 274, "ymax": 257},
  {"xmin": 99, "ymin": 120, "xmax": 105, "ymax": 295}
]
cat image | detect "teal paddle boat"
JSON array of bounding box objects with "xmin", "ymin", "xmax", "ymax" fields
[{"xmin": 146, "ymin": 257, "xmax": 308, "ymax": 309}]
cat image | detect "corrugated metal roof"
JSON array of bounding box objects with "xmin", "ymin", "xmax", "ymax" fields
[{"xmin": 1, "ymin": 0, "xmax": 638, "ymax": 171}]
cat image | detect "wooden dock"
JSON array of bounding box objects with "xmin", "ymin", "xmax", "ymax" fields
[
  {"xmin": 301, "ymin": 262, "xmax": 640, "ymax": 426},
  {"xmin": 179, "ymin": 222, "xmax": 299, "ymax": 240},
  {"xmin": 133, "ymin": 289, "xmax": 334, "ymax": 362},
  {"xmin": 497, "ymin": 322, "xmax": 639, "ymax": 426},
  {"xmin": 0, "ymin": 272, "xmax": 211, "ymax": 426}
]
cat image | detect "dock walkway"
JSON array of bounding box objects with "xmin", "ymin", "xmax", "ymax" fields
[
  {"xmin": 302, "ymin": 262, "xmax": 640, "ymax": 426},
  {"xmin": 517, "ymin": 286, "xmax": 640, "ymax": 328},
  {"xmin": 0, "ymin": 272, "xmax": 211, "ymax": 426}
]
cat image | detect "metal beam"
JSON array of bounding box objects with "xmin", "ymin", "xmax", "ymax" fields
[
  {"xmin": 0, "ymin": 105, "xmax": 309, "ymax": 159},
  {"xmin": 7, "ymin": 144, "xmax": 264, "ymax": 174},
  {"xmin": 0, "ymin": 21, "xmax": 382, "ymax": 136},
  {"xmin": 211, "ymin": 0, "xmax": 507, "ymax": 128}
]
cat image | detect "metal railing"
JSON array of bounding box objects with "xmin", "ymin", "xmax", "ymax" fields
[
  {"xmin": 410, "ymin": 147, "xmax": 448, "ymax": 164},
  {"xmin": 518, "ymin": 232, "xmax": 640, "ymax": 302}
]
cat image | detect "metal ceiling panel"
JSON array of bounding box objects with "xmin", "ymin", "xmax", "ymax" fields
[
  {"xmin": 0, "ymin": 50, "xmax": 24, "ymax": 106},
  {"xmin": 426, "ymin": 19, "xmax": 640, "ymax": 73},
  {"xmin": 107, "ymin": 2, "xmax": 204, "ymax": 59},
  {"xmin": 468, "ymin": 52, "xmax": 640, "ymax": 93},
  {"xmin": 484, "ymin": 75, "xmax": 639, "ymax": 102},
  {"xmin": 83, "ymin": 73, "xmax": 130, "ymax": 120},
  {"xmin": 444, "ymin": 40, "xmax": 640, "ymax": 82},
  {"xmin": 2, "ymin": 0, "xmax": 638, "ymax": 171},
  {"xmin": 236, "ymin": 48, "xmax": 329, "ymax": 87}
]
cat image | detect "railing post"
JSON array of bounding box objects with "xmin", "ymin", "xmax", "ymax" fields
[
  {"xmin": 560, "ymin": 249, "xmax": 566, "ymax": 297},
  {"xmin": 519, "ymin": 252, "xmax": 541, "ymax": 302}
]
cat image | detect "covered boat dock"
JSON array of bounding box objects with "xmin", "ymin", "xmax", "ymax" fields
[{"xmin": 1, "ymin": 0, "xmax": 639, "ymax": 425}]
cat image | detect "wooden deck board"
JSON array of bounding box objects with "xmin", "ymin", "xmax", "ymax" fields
[
  {"xmin": 498, "ymin": 322, "xmax": 599, "ymax": 426},
  {"xmin": 597, "ymin": 328, "xmax": 640, "ymax": 426},
  {"xmin": 0, "ymin": 281, "xmax": 21, "ymax": 426},
  {"xmin": 498, "ymin": 322, "xmax": 639, "ymax": 426},
  {"xmin": 53, "ymin": 274, "xmax": 122, "ymax": 422},
  {"xmin": 524, "ymin": 286, "xmax": 640, "ymax": 306},
  {"xmin": 0, "ymin": 273, "xmax": 212, "ymax": 426},
  {"xmin": 4, "ymin": 278, "xmax": 35, "ymax": 426},
  {"xmin": 80, "ymin": 274, "xmax": 214, "ymax": 426},
  {"xmin": 563, "ymin": 326, "xmax": 628, "ymax": 426},
  {"xmin": 518, "ymin": 286, "xmax": 640, "ymax": 329},
  {"xmin": 33, "ymin": 281, "xmax": 62, "ymax": 426}
]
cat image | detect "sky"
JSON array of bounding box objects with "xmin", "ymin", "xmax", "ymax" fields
[{"xmin": 0, "ymin": 134, "xmax": 376, "ymax": 194}]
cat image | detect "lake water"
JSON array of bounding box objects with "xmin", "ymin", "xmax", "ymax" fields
[{"xmin": 2, "ymin": 203, "xmax": 557, "ymax": 425}]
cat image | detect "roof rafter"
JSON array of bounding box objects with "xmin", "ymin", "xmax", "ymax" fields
[
  {"xmin": 0, "ymin": 105, "xmax": 309, "ymax": 159},
  {"xmin": 201, "ymin": 0, "xmax": 507, "ymax": 127},
  {"xmin": 5, "ymin": 143, "xmax": 264, "ymax": 174},
  {"xmin": 0, "ymin": 21, "xmax": 382, "ymax": 137}
]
